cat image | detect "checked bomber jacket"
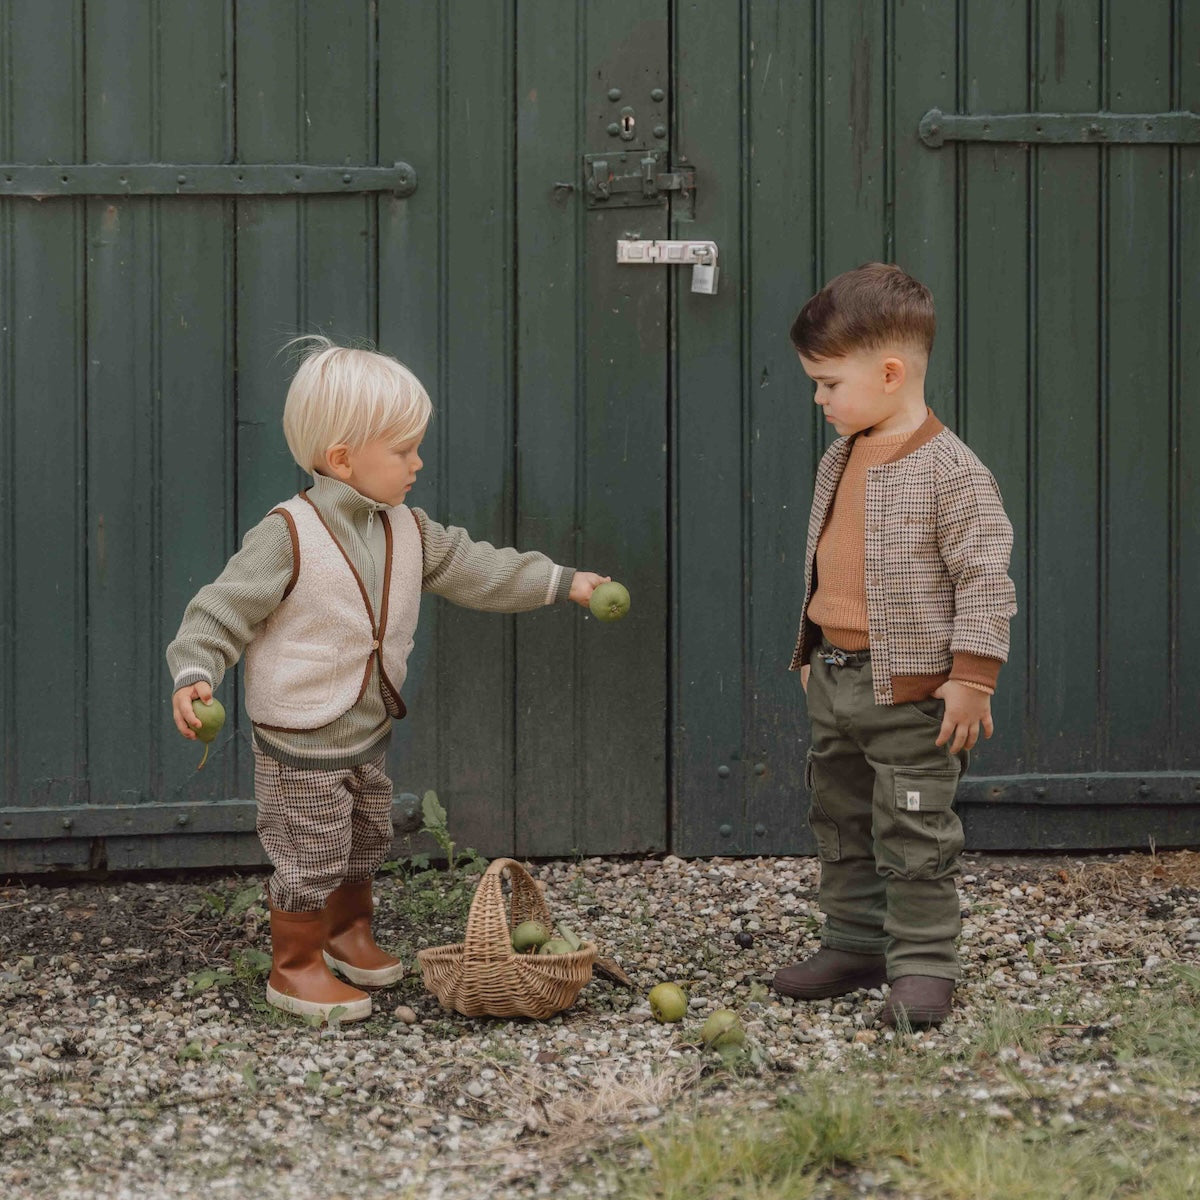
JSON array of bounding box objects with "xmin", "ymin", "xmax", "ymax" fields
[{"xmin": 790, "ymin": 408, "xmax": 1018, "ymax": 706}]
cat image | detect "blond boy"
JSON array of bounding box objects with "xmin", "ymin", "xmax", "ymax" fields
[
  {"xmin": 771, "ymin": 264, "xmax": 1017, "ymax": 1027},
  {"xmin": 168, "ymin": 338, "xmax": 608, "ymax": 1022}
]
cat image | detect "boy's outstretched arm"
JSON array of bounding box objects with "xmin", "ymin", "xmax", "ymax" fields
[{"xmin": 415, "ymin": 508, "xmax": 603, "ymax": 612}]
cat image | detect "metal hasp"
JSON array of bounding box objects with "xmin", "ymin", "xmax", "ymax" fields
[
  {"xmin": 920, "ymin": 108, "xmax": 1200, "ymax": 148},
  {"xmin": 617, "ymin": 239, "xmax": 719, "ymax": 295},
  {"xmin": 0, "ymin": 162, "xmax": 418, "ymax": 197},
  {"xmin": 584, "ymin": 149, "xmax": 695, "ymax": 212}
]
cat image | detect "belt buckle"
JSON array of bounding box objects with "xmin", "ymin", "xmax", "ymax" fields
[{"xmin": 822, "ymin": 647, "xmax": 849, "ymax": 667}]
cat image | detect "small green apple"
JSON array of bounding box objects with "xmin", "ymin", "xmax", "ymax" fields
[
  {"xmin": 538, "ymin": 938, "xmax": 575, "ymax": 955},
  {"xmin": 511, "ymin": 920, "xmax": 552, "ymax": 953},
  {"xmin": 700, "ymin": 1009, "xmax": 746, "ymax": 1050},
  {"xmin": 589, "ymin": 581, "xmax": 631, "ymax": 622},
  {"xmin": 191, "ymin": 698, "xmax": 225, "ymax": 770},
  {"xmin": 648, "ymin": 981, "xmax": 688, "ymax": 1023}
]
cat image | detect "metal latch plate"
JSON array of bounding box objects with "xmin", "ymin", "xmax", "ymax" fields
[{"xmin": 584, "ymin": 150, "xmax": 695, "ymax": 210}]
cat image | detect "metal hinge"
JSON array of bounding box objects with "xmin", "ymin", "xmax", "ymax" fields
[
  {"xmin": 0, "ymin": 161, "xmax": 418, "ymax": 198},
  {"xmin": 584, "ymin": 150, "xmax": 695, "ymax": 213},
  {"xmin": 920, "ymin": 108, "xmax": 1200, "ymax": 148}
]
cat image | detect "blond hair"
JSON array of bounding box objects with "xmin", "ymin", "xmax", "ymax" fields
[{"xmin": 281, "ymin": 336, "xmax": 432, "ymax": 472}]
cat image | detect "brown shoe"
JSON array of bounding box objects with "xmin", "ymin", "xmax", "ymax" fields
[
  {"xmin": 323, "ymin": 880, "xmax": 405, "ymax": 988},
  {"xmin": 266, "ymin": 903, "xmax": 371, "ymax": 1022},
  {"xmin": 771, "ymin": 948, "xmax": 887, "ymax": 1000},
  {"xmin": 877, "ymin": 975, "xmax": 954, "ymax": 1028}
]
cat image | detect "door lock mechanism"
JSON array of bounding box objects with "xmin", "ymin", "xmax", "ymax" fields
[{"xmin": 617, "ymin": 239, "xmax": 719, "ymax": 295}]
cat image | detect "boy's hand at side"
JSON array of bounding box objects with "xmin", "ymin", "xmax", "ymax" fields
[
  {"xmin": 173, "ymin": 682, "xmax": 214, "ymax": 740},
  {"xmin": 568, "ymin": 572, "xmax": 612, "ymax": 608},
  {"xmin": 931, "ymin": 681, "xmax": 993, "ymax": 753}
]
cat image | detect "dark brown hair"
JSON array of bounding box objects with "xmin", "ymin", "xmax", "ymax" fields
[{"xmin": 789, "ymin": 263, "xmax": 936, "ymax": 360}]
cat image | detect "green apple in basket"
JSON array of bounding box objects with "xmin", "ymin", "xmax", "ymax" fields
[{"xmin": 511, "ymin": 920, "xmax": 552, "ymax": 953}]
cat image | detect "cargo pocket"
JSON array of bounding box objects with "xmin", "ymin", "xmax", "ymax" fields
[
  {"xmin": 876, "ymin": 766, "xmax": 963, "ymax": 879},
  {"xmin": 805, "ymin": 751, "xmax": 842, "ymax": 863}
]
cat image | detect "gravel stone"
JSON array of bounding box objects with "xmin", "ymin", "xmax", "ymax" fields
[{"xmin": 1, "ymin": 850, "xmax": 1197, "ymax": 1198}]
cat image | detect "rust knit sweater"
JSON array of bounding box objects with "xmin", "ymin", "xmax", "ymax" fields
[{"xmin": 807, "ymin": 429, "xmax": 910, "ymax": 652}]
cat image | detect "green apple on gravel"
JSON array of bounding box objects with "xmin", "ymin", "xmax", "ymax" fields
[
  {"xmin": 589, "ymin": 581, "xmax": 631, "ymax": 622},
  {"xmin": 700, "ymin": 1009, "xmax": 746, "ymax": 1050},
  {"xmin": 648, "ymin": 981, "xmax": 688, "ymax": 1022}
]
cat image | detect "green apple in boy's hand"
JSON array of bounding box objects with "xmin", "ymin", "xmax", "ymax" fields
[
  {"xmin": 589, "ymin": 581, "xmax": 631, "ymax": 622},
  {"xmin": 191, "ymin": 698, "xmax": 225, "ymax": 770}
]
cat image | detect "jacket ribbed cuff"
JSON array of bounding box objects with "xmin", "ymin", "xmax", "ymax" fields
[
  {"xmin": 172, "ymin": 669, "xmax": 214, "ymax": 692},
  {"xmin": 950, "ymin": 652, "xmax": 1001, "ymax": 692},
  {"xmin": 555, "ymin": 567, "xmax": 576, "ymax": 604}
]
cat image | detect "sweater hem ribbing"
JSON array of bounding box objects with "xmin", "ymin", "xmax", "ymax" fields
[{"xmin": 251, "ymin": 727, "xmax": 392, "ymax": 772}]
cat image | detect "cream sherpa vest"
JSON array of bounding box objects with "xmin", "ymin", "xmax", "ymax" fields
[{"xmin": 244, "ymin": 492, "xmax": 423, "ymax": 730}]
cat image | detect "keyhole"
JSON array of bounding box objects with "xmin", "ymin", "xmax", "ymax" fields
[{"xmin": 621, "ymin": 114, "xmax": 635, "ymax": 135}]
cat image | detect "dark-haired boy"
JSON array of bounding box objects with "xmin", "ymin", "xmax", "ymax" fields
[{"xmin": 771, "ymin": 263, "xmax": 1017, "ymax": 1028}]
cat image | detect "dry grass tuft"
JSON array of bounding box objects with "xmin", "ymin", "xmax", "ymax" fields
[
  {"xmin": 1055, "ymin": 848, "xmax": 1200, "ymax": 901},
  {"xmin": 497, "ymin": 1059, "xmax": 705, "ymax": 1159}
]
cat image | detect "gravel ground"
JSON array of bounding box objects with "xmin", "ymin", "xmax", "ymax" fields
[{"xmin": 2, "ymin": 849, "xmax": 1199, "ymax": 1198}]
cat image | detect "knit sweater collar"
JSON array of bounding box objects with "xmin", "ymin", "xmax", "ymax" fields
[{"xmin": 307, "ymin": 472, "xmax": 390, "ymax": 520}]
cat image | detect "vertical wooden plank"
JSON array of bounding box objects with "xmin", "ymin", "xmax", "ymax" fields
[
  {"xmin": 892, "ymin": 0, "xmax": 958, "ymax": 448},
  {"xmin": 1178, "ymin": 0, "xmax": 1200, "ymax": 769},
  {"xmin": 378, "ymin": 3, "xmax": 443, "ymax": 809},
  {"xmin": 513, "ymin": 0, "xmax": 585, "ymax": 855},
  {"xmin": 298, "ymin": 3, "xmax": 373, "ymax": 340},
  {"xmin": 672, "ymin": 0, "xmax": 753, "ymax": 856},
  {"xmin": 84, "ymin": 0, "xmax": 158, "ymax": 807},
  {"xmin": 959, "ymin": 0, "xmax": 1030, "ymax": 774},
  {"xmin": 563, "ymin": 0, "xmax": 669, "ymax": 855},
  {"xmin": 1031, "ymin": 1, "xmax": 1102, "ymax": 775},
  {"xmin": 820, "ymin": 0, "xmax": 887, "ymax": 277},
  {"xmin": 743, "ymin": 1, "xmax": 821, "ymax": 856},
  {"xmin": 2, "ymin": 0, "xmax": 87, "ymax": 809},
  {"xmin": 431, "ymin": 0, "xmax": 519, "ymax": 855},
  {"xmin": 1103, "ymin": 0, "xmax": 1172, "ymax": 769},
  {"xmin": 156, "ymin": 3, "xmax": 239, "ymax": 803},
  {"xmin": 235, "ymin": 1, "xmax": 307, "ymax": 533}
]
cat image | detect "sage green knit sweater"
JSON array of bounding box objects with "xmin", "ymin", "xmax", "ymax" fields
[{"xmin": 166, "ymin": 473, "xmax": 575, "ymax": 770}]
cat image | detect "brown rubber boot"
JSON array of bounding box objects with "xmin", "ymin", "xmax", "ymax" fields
[
  {"xmin": 266, "ymin": 903, "xmax": 372, "ymax": 1022},
  {"xmin": 877, "ymin": 975, "xmax": 954, "ymax": 1029},
  {"xmin": 771, "ymin": 948, "xmax": 887, "ymax": 1000},
  {"xmin": 323, "ymin": 880, "xmax": 405, "ymax": 988}
]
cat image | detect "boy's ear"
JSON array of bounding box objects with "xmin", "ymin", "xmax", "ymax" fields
[
  {"xmin": 324, "ymin": 443, "xmax": 354, "ymax": 479},
  {"xmin": 882, "ymin": 356, "xmax": 906, "ymax": 392}
]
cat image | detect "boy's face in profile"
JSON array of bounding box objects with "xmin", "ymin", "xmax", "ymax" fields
[
  {"xmin": 333, "ymin": 433, "xmax": 424, "ymax": 507},
  {"xmin": 798, "ymin": 349, "xmax": 909, "ymax": 438}
]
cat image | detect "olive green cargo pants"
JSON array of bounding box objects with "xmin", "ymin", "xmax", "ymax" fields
[{"xmin": 805, "ymin": 646, "xmax": 966, "ymax": 982}]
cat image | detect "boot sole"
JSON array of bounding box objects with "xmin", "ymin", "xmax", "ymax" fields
[
  {"xmin": 323, "ymin": 951, "xmax": 405, "ymax": 988},
  {"xmin": 771, "ymin": 965, "xmax": 888, "ymax": 1000},
  {"xmin": 266, "ymin": 983, "xmax": 372, "ymax": 1022}
]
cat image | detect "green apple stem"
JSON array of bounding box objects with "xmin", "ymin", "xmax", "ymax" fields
[{"xmin": 198, "ymin": 742, "xmax": 210, "ymax": 770}]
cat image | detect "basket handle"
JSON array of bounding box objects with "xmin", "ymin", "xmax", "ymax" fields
[{"xmin": 462, "ymin": 857, "xmax": 553, "ymax": 964}]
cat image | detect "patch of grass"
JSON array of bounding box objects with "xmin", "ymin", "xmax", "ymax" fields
[
  {"xmin": 623, "ymin": 1080, "xmax": 917, "ymax": 1200},
  {"xmin": 962, "ymin": 998, "xmax": 1062, "ymax": 1058},
  {"xmin": 612, "ymin": 1080, "xmax": 1200, "ymax": 1200},
  {"xmin": 1109, "ymin": 964, "xmax": 1200, "ymax": 1087}
]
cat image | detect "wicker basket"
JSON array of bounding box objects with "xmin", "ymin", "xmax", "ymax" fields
[{"xmin": 416, "ymin": 857, "xmax": 597, "ymax": 1019}]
